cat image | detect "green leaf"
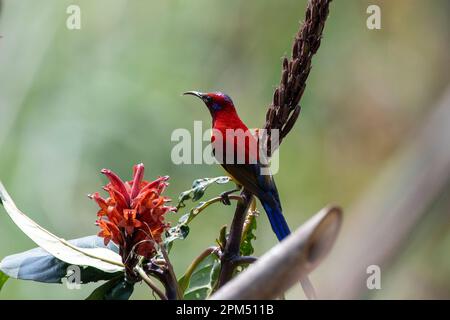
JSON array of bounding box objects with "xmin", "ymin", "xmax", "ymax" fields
[
  {"xmin": 176, "ymin": 176, "xmax": 231, "ymax": 209},
  {"xmin": 164, "ymin": 224, "xmax": 190, "ymax": 251},
  {"xmin": 165, "ymin": 176, "xmax": 232, "ymax": 253},
  {"xmin": 217, "ymin": 225, "xmax": 227, "ymax": 249},
  {"xmin": 182, "ymin": 254, "xmax": 220, "ymax": 300},
  {"xmin": 0, "ymin": 182, "xmax": 124, "ymax": 273},
  {"xmin": 165, "ymin": 224, "xmax": 190, "ymax": 243},
  {"xmin": 86, "ymin": 276, "xmax": 134, "ymax": 300},
  {"xmin": 0, "ymin": 271, "xmax": 8, "ymax": 291},
  {"xmin": 0, "ymin": 236, "xmax": 122, "ymax": 284},
  {"xmin": 177, "ymin": 274, "xmax": 190, "ymax": 294},
  {"xmin": 240, "ymin": 212, "xmax": 257, "ymax": 257},
  {"xmin": 164, "ymin": 176, "xmax": 231, "ymax": 250}
]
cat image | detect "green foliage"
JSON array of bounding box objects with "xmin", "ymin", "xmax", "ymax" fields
[
  {"xmin": 165, "ymin": 176, "xmax": 232, "ymax": 250},
  {"xmin": 173, "ymin": 182, "xmax": 258, "ymax": 300},
  {"xmin": 164, "ymin": 224, "xmax": 190, "ymax": 251},
  {"xmin": 177, "ymin": 176, "xmax": 230, "ymax": 209},
  {"xmin": 166, "ymin": 177, "xmax": 237, "ymax": 299},
  {"xmin": 86, "ymin": 276, "xmax": 134, "ymax": 300},
  {"xmin": 177, "ymin": 265, "xmax": 193, "ymax": 294},
  {"xmin": 181, "ymin": 254, "xmax": 220, "ymax": 300},
  {"xmin": 217, "ymin": 225, "xmax": 227, "ymax": 250},
  {"xmin": 0, "ymin": 182, "xmax": 124, "ymax": 273},
  {"xmin": 0, "ymin": 236, "xmax": 123, "ymax": 284},
  {"xmin": 240, "ymin": 212, "xmax": 258, "ymax": 257},
  {"xmin": 0, "ymin": 271, "xmax": 8, "ymax": 291}
]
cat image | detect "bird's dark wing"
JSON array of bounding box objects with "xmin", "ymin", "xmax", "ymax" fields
[
  {"xmin": 221, "ymin": 163, "xmax": 282, "ymax": 209},
  {"xmin": 222, "ymin": 163, "xmax": 289, "ymax": 240}
]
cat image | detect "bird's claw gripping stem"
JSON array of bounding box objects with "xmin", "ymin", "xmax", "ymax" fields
[{"xmin": 220, "ymin": 188, "xmax": 241, "ymax": 206}]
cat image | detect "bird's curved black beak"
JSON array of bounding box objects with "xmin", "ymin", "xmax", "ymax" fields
[
  {"xmin": 183, "ymin": 91, "xmax": 204, "ymax": 99},
  {"xmin": 184, "ymin": 91, "xmax": 214, "ymax": 116}
]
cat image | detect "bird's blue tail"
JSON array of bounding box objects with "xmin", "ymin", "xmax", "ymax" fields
[
  {"xmin": 260, "ymin": 195, "xmax": 291, "ymax": 241},
  {"xmin": 261, "ymin": 193, "xmax": 316, "ymax": 299}
]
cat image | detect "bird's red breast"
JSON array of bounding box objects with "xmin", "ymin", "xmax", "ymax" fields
[{"xmin": 211, "ymin": 108, "xmax": 260, "ymax": 165}]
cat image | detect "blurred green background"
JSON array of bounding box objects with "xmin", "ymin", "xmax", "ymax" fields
[{"xmin": 0, "ymin": 0, "xmax": 449, "ymax": 299}]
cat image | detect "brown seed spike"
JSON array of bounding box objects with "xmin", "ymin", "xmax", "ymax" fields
[
  {"xmin": 292, "ymin": 85, "xmax": 306, "ymax": 107},
  {"xmin": 280, "ymin": 106, "xmax": 290, "ymax": 123},
  {"xmin": 273, "ymin": 88, "xmax": 279, "ymax": 106},
  {"xmin": 278, "ymin": 87, "xmax": 285, "ymax": 107},
  {"xmin": 281, "ymin": 105, "xmax": 301, "ymax": 139},
  {"xmin": 268, "ymin": 108, "xmax": 275, "ymax": 123},
  {"xmin": 292, "ymin": 40, "xmax": 299, "ymax": 58},
  {"xmin": 302, "ymin": 41, "xmax": 310, "ymax": 56},
  {"xmin": 283, "ymin": 57, "xmax": 289, "ymax": 70},
  {"xmin": 292, "ymin": 58, "xmax": 300, "ymax": 75},
  {"xmin": 264, "ymin": 0, "xmax": 332, "ymax": 148},
  {"xmin": 281, "ymin": 69, "xmax": 289, "ymax": 87}
]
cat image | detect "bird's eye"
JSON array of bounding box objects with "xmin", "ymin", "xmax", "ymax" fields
[
  {"xmin": 212, "ymin": 103, "xmax": 222, "ymax": 111},
  {"xmin": 203, "ymin": 96, "xmax": 212, "ymax": 104}
]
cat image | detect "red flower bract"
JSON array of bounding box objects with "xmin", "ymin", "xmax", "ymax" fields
[{"xmin": 90, "ymin": 163, "xmax": 175, "ymax": 260}]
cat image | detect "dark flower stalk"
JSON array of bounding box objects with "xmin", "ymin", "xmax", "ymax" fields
[
  {"xmin": 264, "ymin": 0, "xmax": 332, "ymax": 156},
  {"xmin": 217, "ymin": 0, "xmax": 333, "ymax": 294}
]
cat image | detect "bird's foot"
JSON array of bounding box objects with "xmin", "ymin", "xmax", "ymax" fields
[
  {"xmin": 220, "ymin": 191, "xmax": 232, "ymax": 205},
  {"xmin": 219, "ymin": 186, "xmax": 242, "ymax": 206}
]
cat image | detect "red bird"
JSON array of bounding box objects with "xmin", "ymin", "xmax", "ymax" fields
[
  {"xmin": 184, "ymin": 91, "xmax": 316, "ymax": 298},
  {"xmin": 184, "ymin": 91, "xmax": 290, "ymax": 241}
]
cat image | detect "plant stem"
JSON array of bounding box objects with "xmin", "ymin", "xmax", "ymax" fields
[
  {"xmin": 233, "ymin": 256, "xmax": 258, "ymax": 266},
  {"xmin": 188, "ymin": 195, "xmax": 243, "ymax": 223},
  {"xmin": 160, "ymin": 245, "xmax": 183, "ymax": 300},
  {"xmin": 135, "ymin": 265, "xmax": 167, "ymax": 300},
  {"xmin": 145, "ymin": 263, "xmax": 179, "ymax": 300},
  {"xmin": 217, "ymin": 190, "xmax": 253, "ymax": 287}
]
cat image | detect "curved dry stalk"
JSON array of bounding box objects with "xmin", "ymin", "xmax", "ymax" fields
[
  {"xmin": 300, "ymin": 277, "xmax": 317, "ymax": 300},
  {"xmin": 211, "ymin": 206, "xmax": 342, "ymax": 300}
]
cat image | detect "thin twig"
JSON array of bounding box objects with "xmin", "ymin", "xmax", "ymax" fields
[
  {"xmin": 189, "ymin": 195, "xmax": 243, "ymax": 222},
  {"xmin": 217, "ymin": 190, "xmax": 253, "ymax": 287},
  {"xmin": 135, "ymin": 265, "xmax": 168, "ymax": 300},
  {"xmin": 233, "ymin": 256, "xmax": 258, "ymax": 266}
]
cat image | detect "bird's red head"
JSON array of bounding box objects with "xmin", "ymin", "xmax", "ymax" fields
[{"xmin": 183, "ymin": 91, "xmax": 235, "ymax": 117}]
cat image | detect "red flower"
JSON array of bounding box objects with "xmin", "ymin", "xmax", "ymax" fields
[{"xmin": 90, "ymin": 163, "xmax": 176, "ymax": 260}]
